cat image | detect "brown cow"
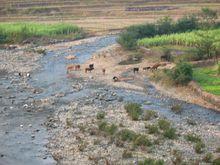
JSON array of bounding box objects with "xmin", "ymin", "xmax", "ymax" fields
[
  {"xmin": 85, "ymin": 68, "xmax": 93, "ymax": 73},
  {"xmin": 75, "ymin": 65, "xmax": 81, "ymax": 70},
  {"xmin": 143, "ymin": 67, "xmax": 151, "ymax": 71},
  {"xmin": 66, "ymin": 64, "xmax": 75, "ymax": 73},
  {"xmin": 151, "ymin": 63, "xmax": 161, "ymax": 71}
]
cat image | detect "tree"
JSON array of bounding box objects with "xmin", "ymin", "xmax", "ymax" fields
[
  {"xmin": 156, "ymin": 16, "xmax": 174, "ymax": 35},
  {"xmin": 195, "ymin": 31, "xmax": 220, "ymax": 61},
  {"xmin": 175, "ymin": 15, "xmax": 199, "ymax": 32},
  {"xmin": 200, "ymin": 8, "xmax": 218, "ymax": 27}
]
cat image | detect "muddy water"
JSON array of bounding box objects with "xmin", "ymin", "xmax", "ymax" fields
[{"xmin": 0, "ymin": 36, "xmax": 219, "ymax": 165}]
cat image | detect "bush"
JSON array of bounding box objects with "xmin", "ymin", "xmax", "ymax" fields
[
  {"xmin": 122, "ymin": 150, "xmax": 133, "ymax": 159},
  {"xmin": 117, "ymin": 31, "xmax": 137, "ymax": 50},
  {"xmin": 156, "ymin": 16, "xmax": 174, "ymax": 35},
  {"xmin": 175, "ymin": 15, "xmax": 198, "ymax": 32},
  {"xmin": 147, "ymin": 124, "xmax": 159, "ymax": 134},
  {"xmin": 116, "ymin": 129, "xmax": 137, "ymax": 142},
  {"xmin": 98, "ymin": 121, "xmax": 117, "ymax": 135},
  {"xmin": 213, "ymin": 157, "xmax": 220, "ymax": 165},
  {"xmin": 124, "ymin": 103, "xmax": 142, "ymax": 120},
  {"xmin": 96, "ymin": 111, "xmax": 105, "ymax": 120},
  {"xmin": 163, "ymin": 127, "xmax": 177, "ymax": 139},
  {"xmin": 169, "ymin": 62, "xmax": 193, "ymax": 85},
  {"xmin": 185, "ymin": 133, "xmax": 202, "ymax": 143},
  {"xmin": 218, "ymin": 64, "xmax": 220, "ymax": 75},
  {"xmin": 133, "ymin": 135, "xmax": 152, "ymax": 147},
  {"xmin": 194, "ymin": 141, "xmax": 205, "ymax": 154},
  {"xmin": 142, "ymin": 110, "xmax": 158, "ymax": 120},
  {"xmin": 158, "ymin": 119, "xmax": 171, "ymax": 130},
  {"xmin": 138, "ymin": 158, "xmax": 164, "ymax": 165},
  {"xmin": 202, "ymin": 153, "xmax": 213, "ymax": 163}
]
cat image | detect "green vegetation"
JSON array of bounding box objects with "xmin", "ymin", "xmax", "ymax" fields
[
  {"xmin": 138, "ymin": 29, "xmax": 220, "ymax": 48},
  {"xmin": 193, "ymin": 65, "xmax": 220, "ymax": 95},
  {"xmin": 194, "ymin": 141, "xmax": 205, "ymax": 154},
  {"xmin": 203, "ymin": 153, "xmax": 213, "ymax": 163},
  {"xmin": 124, "ymin": 103, "xmax": 142, "ymax": 120},
  {"xmin": 122, "ymin": 150, "xmax": 133, "ymax": 158},
  {"xmin": 158, "ymin": 119, "xmax": 171, "ymax": 131},
  {"xmin": 138, "ymin": 158, "xmax": 164, "ymax": 165},
  {"xmin": 213, "ymin": 157, "xmax": 220, "ymax": 165},
  {"xmin": 0, "ymin": 22, "xmax": 85, "ymax": 44},
  {"xmin": 185, "ymin": 133, "xmax": 202, "ymax": 143},
  {"xmin": 98, "ymin": 121, "xmax": 118, "ymax": 135},
  {"xmin": 96, "ymin": 111, "xmax": 105, "ymax": 120},
  {"xmin": 167, "ymin": 62, "xmax": 193, "ymax": 85},
  {"xmin": 146, "ymin": 124, "xmax": 159, "ymax": 134},
  {"xmin": 163, "ymin": 127, "xmax": 177, "ymax": 139},
  {"xmin": 116, "ymin": 129, "xmax": 137, "ymax": 142},
  {"xmin": 133, "ymin": 135, "xmax": 152, "ymax": 147}
]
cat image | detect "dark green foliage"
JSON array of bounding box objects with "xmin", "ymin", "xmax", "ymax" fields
[
  {"xmin": 117, "ymin": 31, "xmax": 137, "ymax": 50},
  {"xmin": 122, "ymin": 150, "xmax": 133, "ymax": 158},
  {"xmin": 185, "ymin": 133, "xmax": 202, "ymax": 143},
  {"xmin": 124, "ymin": 103, "xmax": 142, "ymax": 120},
  {"xmin": 158, "ymin": 119, "xmax": 171, "ymax": 130},
  {"xmin": 96, "ymin": 111, "xmax": 105, "ymax": 120},
  {"xmin": 163, "ymin": 127, "xmax": 177, "ymax": 139},
  {"xmin": 98, "ymin": 121, "xmax": 117, "ymax": 135},
  {"xmin": 169, "ymin": 62, "xmax": 193, "ymax": 85},
  {"xmin": 147, "ymin": 124, "xmax": 159, "ymax": 134},
  {"xmin": 203, "ymin": 153, "xmax": 213, "ymax": 163},
  {"xmin": 156, "ymin": 16, "xmax": 174, "ymax": 35},
  {"xmin": 133, "ymin": 135, "xmax": 152, "ymax": 147},
  {"xmin": 194, "ymin": 141, "xmax": 205, "ymax": 154},
  {"xmin": 175, "ymin": 15, "xmax": 199, "ymax": 32},
  {"xmin": 116, "ymin": 129, "xmax": 137, "ymax": 142},
  {"xmin": 171, "ymin": 104, "xmax": 182, "ymax": 114},
  {"xmin": 138, "ymin": 158, "xmax": 165, "ymax": 165},
  {"xmin": 213, "ymin": 157, "xmax": 220, "ymax": 165}
]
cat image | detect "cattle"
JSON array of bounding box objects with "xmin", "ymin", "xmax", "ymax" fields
[
  {"xmin": 133, "ymin": 67, "xmax": 139, "ymax": 74},
  {"xmin": 89, "ymin": 64, "xmax": 94, "ymax": 70},
  {"xmin": 113, "ymin": 76, "xmax": 119, "ymax": 82},
  {"xmin": 102, "ymin": 69, "xmax": 106, "ymax": 75},
  {"xmin": 143, "ymin": 67, "xmax": 151, "ymax": 71},
  {"xmin": 75, "ymin": 65, "xmax": 80, "ymax": 70},
  {"xmin": 85, "ymin": 68, "xmax": 93, "ymax": 73},
  {"xmin": 66, "ymin": 64, "xmax": 75, "ymax": 73},
  {"xmin": 151, "ymin": 63, "xmax": 161, "ymax": 71}
]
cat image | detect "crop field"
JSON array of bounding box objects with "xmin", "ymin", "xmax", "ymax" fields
[
  {"xmin": 138, "ymin": 28, "xmax": 220, "ymax": 47},
  {"xmin": 0, "ymin": 0, "xmax": 220, "ymax": 34},
  {"xmin": 0, "ymin": 22, "xmax": 84, "ymax": 44},
  {"xmin": 193, "ymin": 65, "xmax": 220, "ymax": 96}
]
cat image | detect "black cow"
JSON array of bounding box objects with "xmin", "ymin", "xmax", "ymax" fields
[{"xmin": 133, "ymin": 67, "xmax": 139, "ymax": 74}]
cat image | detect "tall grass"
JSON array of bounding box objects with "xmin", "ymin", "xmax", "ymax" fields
[
  {"xmin": 0, "ymin": 22, "xmax": 84, "ymax": 44},
  {"xmin": 138, "ymin": 29, "xmax": 220, "ymax": 47}
]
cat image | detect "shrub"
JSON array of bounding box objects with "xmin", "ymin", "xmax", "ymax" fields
[
  {"xmin": 169, "ymin": 62, "xmax": 193, "ymax": 85},
  {"xmin": 156, "ymin": 16, "xmax": 174, "ymax": 35},
  {"xmin": 218, "ymin": 63, "xmax": 220, "ymax": 75},
  {"xmin": 138, "ymin": 158, "xmax": 164, "ymax": 165},
  {"xmin": 163, "ymin": 127, "xmax": 177, "ymax": 139},
  {"xmin": 142, "ymin": 110, "xmax": 158, "ymax": 120},
  {"xmin": 122, "ymin": 150, "xmax": 133, "ymax": 158},
  {"xmin": 172, "ymin": 150, "xmax": 184, "ymax": 165},
  {"xmin": 202, "ymin": 153, "xmax": 213, "ymax": 163},
  {"xmin": 147, "ymin": 124, "xmax": 159, "ymax": 134},
  {"xmin": 171, "ymin": 104, "xmax": 182, "ymax": 114},
  {"xmin": 96, "ymin": 111, "xmax": 105, "ymax": 120},
  {"xmin": 194, "ymin": 141, "xmax": 205, "ymax": 154},
  {"xmin": 175, "ymin": 15, "xmax": 199, "ymax": 32},
  {"xmin": 116, "ymin": 129, "xmax": 137, "ymax": 142},
  {"xmin": 213, "ymin": 157, "xmax": 220, "ymax": 165},
  {"xmin": 158, "ymin": 119, "xmax": 171, "ymax": 130},
  {"xmin": 134, "ymin": 135, "xmax": 152, "ymax": 147},
  {"xmin": 185, "ymin": 133, "xmax": 202, "ymax": 143},
  {"xmin": 117, "ymin": 31, "xmax": 137, "ymax": 50},
  {"xmin": 98, "ymin": 121, "xmax": 117, "ymax": 135},
  {"xmin": 124, "ymin": 103, "xmax": 142, "ymax": 120}
]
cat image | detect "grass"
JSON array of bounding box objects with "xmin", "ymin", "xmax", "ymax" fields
[
  {"xmin": 185, "ymin": 133, "xmax": 202, "ymax": 143},
  {"xmin": 124, "ymin": 103, "xmax": 142, "ymax": 121},
  {"xmin": 194, "ymin": 141, "xmax": 205, "ymax": 154},
  {"xmin": 96, "ymin": 111, "xmax": 105, "ymax": 120},
  {"xmin": 158, "ymin": 119, "xmax": 171, "ymax": 131},
  {"xmin": 142, "ymin": 110, "xmax": 158, "ymax": 121},
  {"xmin": 193, "ymin": 65, "xmax": 220, "ymax": 96},
  {"xmin": 98, "ymin": 121, "xmax": 118, "ymax": 136},
  {"xmin": 146, "ymin": 124, "xmax": 159, "ymax": 134},
  {"xmin": 0, "ymin": 22, "xmax": 85, "ymax": 44},
  {"xmin": 138, "ymin": 158, "xmax": 164, "ymax": 165},
  {"xmin": 133, "ymin": 135, "xmax": 152, "ymax": 147},
  {"xmin": 163, "ymin": 127, "xmax": 177, "ymax": 139},
  {"xmin": 116, "ymin": 129, "xmax": 137, "ymax": 142}
]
